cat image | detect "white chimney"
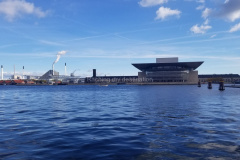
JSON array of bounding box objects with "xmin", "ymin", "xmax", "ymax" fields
[
  {"xmin": 65, "ymin": 63, "xmax": 67, "ymax": 76},
  {"xmin": 1, "ymin": 65, "xmax": 3, "ymax": 80},
  {"xmin": 52, "ymin": 64, "xmax": 54, "ymax": 76},
  {"xmin": 14, "ymin": 65, "xmax": 15, "ymax": 79},
  {"xmin": 22, "ymin": 66, "xmax": 24, "ymax": 79}
]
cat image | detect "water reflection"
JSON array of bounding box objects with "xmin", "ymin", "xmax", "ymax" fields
[
  {"xmin": 0, "ymin": 85, "xmax": 240, "ymax": 159},
  {"xmin": 134, "ymin": 85, "xmax": 240, "ymax": 159}
]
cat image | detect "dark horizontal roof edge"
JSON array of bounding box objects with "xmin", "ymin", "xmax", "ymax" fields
[
  {"xmin": 132, "ymin": 61, "xmax": 204, "ymax": 65},
  {"xmin": 199, "ymin": 74, "xmax": 239, "ymax": 75},
  {"xmin": 132, "ymin": 61, "xmax": 204, "ymax": 71},
  {"xmin": 95, "ymin": 76, "xmax": 138, "ymax": 78}
]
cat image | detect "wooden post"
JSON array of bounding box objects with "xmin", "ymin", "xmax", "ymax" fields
[
  {"xmin": 198, "ymin": 81, "xmax": 201, "ymax": 87},
  {"xmin": 219, "ymin": 81, "xmax": 225, "ymax": 91},
  {"xmin": 208, "ymin": 81, "xmax": 212, "ymax": 89}
]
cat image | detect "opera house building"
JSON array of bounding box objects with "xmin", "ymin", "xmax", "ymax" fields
[{"xmin": 132, "ymin": 57, "xmax": 203, "ymax": 83}]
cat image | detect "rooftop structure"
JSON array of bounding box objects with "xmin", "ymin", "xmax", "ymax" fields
[{"xmin": 156, "ymin": 57, "xmax": 178, "ymax": 63}]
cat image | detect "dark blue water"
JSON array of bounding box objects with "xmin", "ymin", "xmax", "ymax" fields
[{"xmin": 0, "ymin": 85, "xmax": 240, "ymax": 160}]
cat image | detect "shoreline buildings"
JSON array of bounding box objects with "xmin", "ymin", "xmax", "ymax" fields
[
  {"xmin": 198, "ymin": 74, "xmax": 240, "ymax": 83},
  {"xmin": 2, "ymin": 57, "xmax": 240, "ymax": 85}
]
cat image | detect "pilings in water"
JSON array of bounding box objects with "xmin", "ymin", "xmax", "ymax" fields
[
  {"xmin": 208, "ymin": 81, "xmax": 212, "ymax": 89},
  {"xmin": 198, "ymin": 81, "xmax": 201, "ymax": 87},
  {"xmin": 199, "ymin": 80, "xmax": 225, "ymax": 91},
  {"xmin": 219, "ymin": 81, "xmax": 225, "ymax": 91}
]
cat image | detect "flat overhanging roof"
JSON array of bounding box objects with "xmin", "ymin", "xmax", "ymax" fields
[{"xmin": 132, "ymin": 61, "xmax": 204, "ymax": 71}]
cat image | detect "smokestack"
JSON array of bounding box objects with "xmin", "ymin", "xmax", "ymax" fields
[
  {"xmin": 93, "ymin": 69, "xmax": 96, "ymax": 78},
  {"xmin": 52, "ymin": 50, "xmax": 67, "ymax": 76},
  {"xmin": 52, "ymin": 64, "xmax": 54, "ymax": 76},
  {"xmin": 1, "ymin": 65, "xmax": 3, "ymax": 80},
  {"xmin": 14, "ymin": 65, "xmax": 15, "ymax": 79},
  {"xmin": 65, "ymin": 63, "xmax": 67, "ymax": 76},
  {"xmin": 23, "ymin": 66, "xmax": 24, "ymax": 79}
]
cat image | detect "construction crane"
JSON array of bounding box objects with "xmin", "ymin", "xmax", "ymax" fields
[{"xmin": 70, "ymin": 69, "xmax": 80, "ymax": 77}]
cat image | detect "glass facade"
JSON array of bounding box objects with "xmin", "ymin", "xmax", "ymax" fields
[
  {"xmin": 150, "ymin": 65, "xmax": 189, "ymax": 71},
  {"xmin": 146, "ymin": 71, "xmax": 189, "ymax": 82}
]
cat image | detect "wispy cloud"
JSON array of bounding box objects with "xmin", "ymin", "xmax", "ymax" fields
[
  {"xmin": 155, "ymin": 6, "xmax": 181, "ymax": 20},
  {"xmin": 160, "ymin": 35, "xmax": 240, "ymax": 46},
  {"xmin": 190, "ymin": 24, "xmax": 212, "ymax": 34},
  {"xmin": 202, "ymin": 8, "xmax": 212, "ymax": 19},
  {"xmin": 39, "ymin": 40, "xmax": 65, "ymax": 46},
  {"xmin": 197, "ymin": 0, "xmax": 205, "ymax": 3},
  {"xmin": 2, "ymin": 46, "xmax": 240, "ymax": 63},
  {"xmin": 129, "ymin": 30, "xmax": 226, "ymax": 45},
  {"xmin": 61, "ymin": 34, "xmax": 112, "ymax": 43},
  {"xmin": 204, "ymin": 19, "xmax": 209, "ymax": 25},
  {"xmin": 61, "ymin": 25, "xmax": 190, "ymax": 44},
  {"xmin": 0, "ymin": 43, "xmax": 20, "ymax": 49},
  {"xmin": 224, "ymin": 0, "xmax": 230, "ymax": 4},
  {"xmin": 196, "ymin": 5, "xmax": 205, "ymax": 10},
  {"xmin": 113, "ymin": 34, "xmax": 131, "ymax": 40},
  {"xmin": 139, "ymin": 0, "xmax": 168, "ymax": 7},
  {"xmin": 129, "ymin": 30, "xmax": 237, "ymax": 47},
  {"xmin": 181, "ymin": 55, "xmax": 240, "ymax": 61},
  {"xmin": 0, "ymin": 0, "xmax": 48, "ymax": 21},
  {"xmin": 210, "ymin": 34, "xmax": 217, "ymax": 38},
  {"xmin": 56, "ymin": 51, "xmax": 240, "ymax": 62},
  {"xmin": 0, "ymin": 51, "xmax": 56, "ymax": 58},
  {"xmin": 229, "ymin": 22, "xmax": 240, "ymax": 32}
]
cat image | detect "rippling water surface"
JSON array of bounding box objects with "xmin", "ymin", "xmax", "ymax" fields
[{"xmin": 0, "ymin": 85, "xmax": 240, "ymax": 159}]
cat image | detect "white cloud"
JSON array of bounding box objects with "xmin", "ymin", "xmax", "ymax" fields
[
  {"xmin": 210, "ymin": 34, "xmax": 216, "ymax": 38},
  {"xmin": 202, "ymin": 8, "xmax": 212, "ymax": 19},
  {"xmin": 197, "ymin": 0, "xmax": 205, "ymax": 3},
  {"xmin": 190, "ymin": 24, "xmax": 212, "ymax": 34},
  {"xmin": 155, "ymin": 6, "xmax": 181, "ymax": 20},
  {"xmin": 217, "ymin": 0, "xmax": 240, "ymax": 22},
  {"xmin": 229, "ymin": 23, "xmax": 240, "ymax": 32},
  {"xmin": 194, "ymin": 0, "xmax": 240, "ymax": 22},
  {"xmin": 196, "ymin": 5, "xmax": 205, "ymax": 10},
  {"xmin": 204, "ymin": 19, "xmax": 209, "ymax": 25},
  {"xmin": 224, "ymin": 0, "xmax": 229, "ymax": 4},
  {"xmin": 0, "ymin": 0, "xmax": 47, "ymax": 21},
  {"xmin": 39, "ymin": 40, "xmax": 65, "ymax": 46},
  {"xmin": 225, "ymin": 10, "xmax": 240, "ymax": 22},
  {"xmin": 139, "ymin": 0, "xmax": 168, "ymax": 7}
]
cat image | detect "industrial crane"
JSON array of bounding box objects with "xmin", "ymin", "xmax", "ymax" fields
[{"xmin": 70, "ymin": 69, "xmax": 80, "ymax": 77}]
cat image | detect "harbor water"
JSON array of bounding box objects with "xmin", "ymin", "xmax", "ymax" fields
[{"xmin": 0, "ymin": 85, "xmax": 240, "ymax": 159}]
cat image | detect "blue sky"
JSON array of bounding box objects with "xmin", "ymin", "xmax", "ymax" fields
[{"xmin": 0, "ymin": 0, "xmax": 240, "ymax": 77}]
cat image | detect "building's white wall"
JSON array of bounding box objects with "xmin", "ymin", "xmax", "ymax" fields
[{"xmin": 11, "ymin": 75, "xmax": 22, "ymax": 79}]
